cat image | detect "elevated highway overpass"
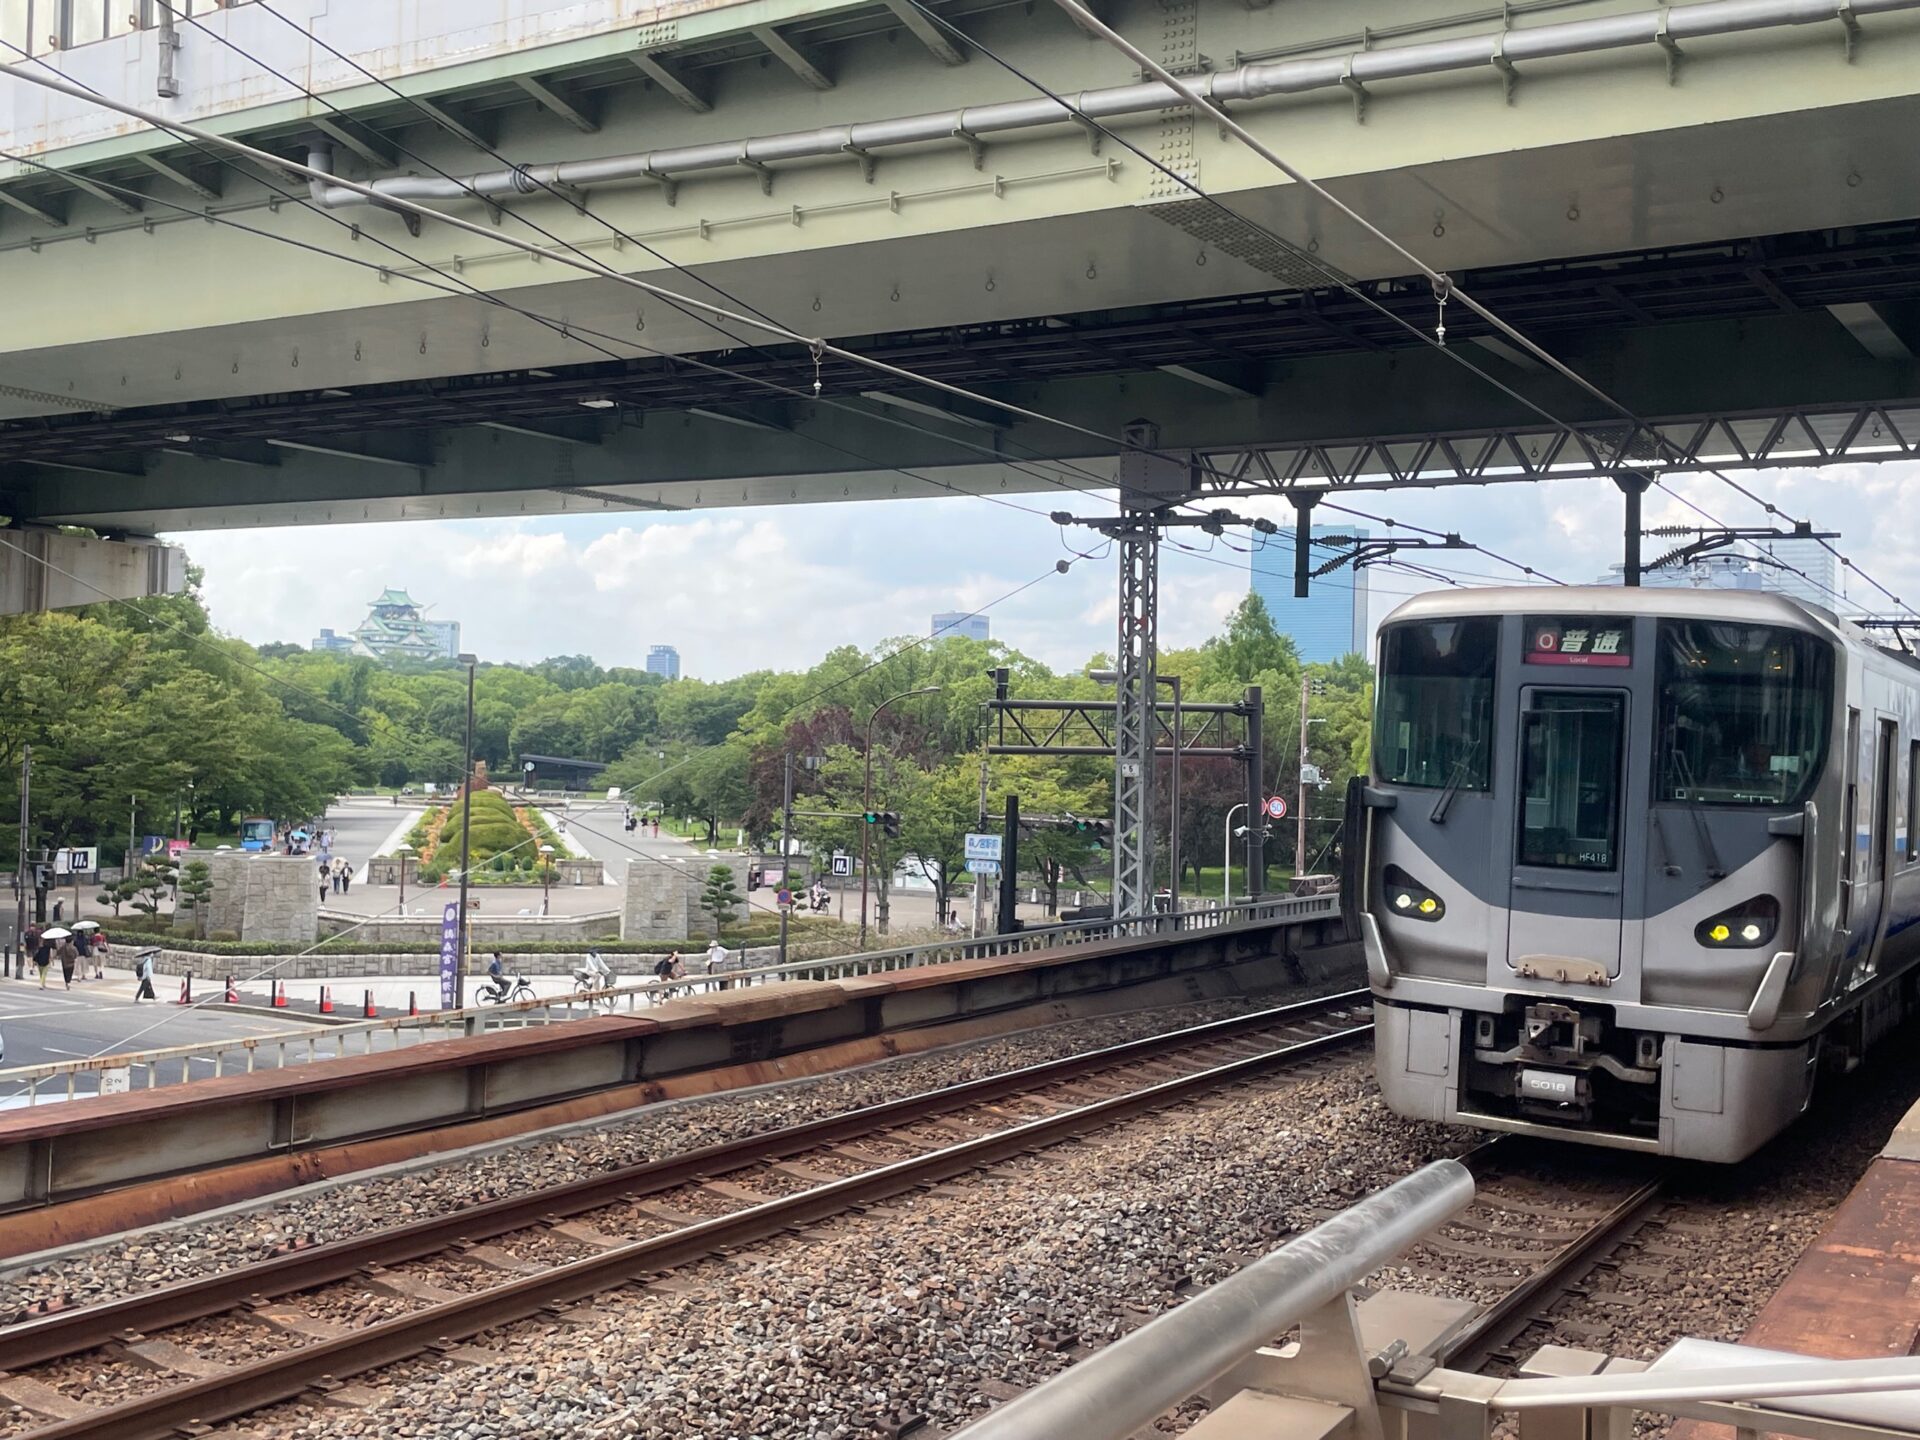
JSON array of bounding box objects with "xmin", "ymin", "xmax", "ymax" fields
[{"xmin": 0, "ymin": 0, "xmax": 1916, "ymax": 534}]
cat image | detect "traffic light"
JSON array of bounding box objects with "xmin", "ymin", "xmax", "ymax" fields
[
  {"xmin": 1068, "ymin": 816, "xmax": 1110, "ymax": 847},
  {"xmin": 861, "ymin": 811, "xmax": 881, "ymax": 825},
  {"xmin": 881, "ymin": 811, "xmax": 901, "ymax": 838}
]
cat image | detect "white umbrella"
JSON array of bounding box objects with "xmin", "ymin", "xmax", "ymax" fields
[
  {"xmin": 39, "ymin": 927, "xmax": 71, "ymax": 939},
  {"xmin": 71, "ymin": 920, "xmax": 99, "ymax": 931}
]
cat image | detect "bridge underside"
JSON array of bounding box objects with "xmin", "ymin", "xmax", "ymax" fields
[
  {"xmin": 1, "ymin": 0, "xmax": 1917, "ymax": 532},
  {"xmin": 4, "ymin": 218, "xmax": 1916, "ymax": 533}
]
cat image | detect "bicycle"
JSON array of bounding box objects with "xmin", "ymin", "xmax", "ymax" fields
[{"xmin": 478, "ymin": 975, "xmax": 536, "ymax": 1005}]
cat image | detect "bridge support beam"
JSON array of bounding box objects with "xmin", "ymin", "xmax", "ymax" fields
[{"xmin": 0, "ymin": 529, "xmax": 185, "ymax": 616}]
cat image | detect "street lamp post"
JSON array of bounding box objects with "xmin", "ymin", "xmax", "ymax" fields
[
  {"xmin": 860, "ymin": 685, "xmax": 942, "ymax": 950},
  {"xmin": 539, "ymin": 844, "xmax": 555, "ymax": 917},
  {"xmin": 455, "ymin": 653, "xmax": 479, "ymax": 989},
  {"xmin": 1222, "ymin": 802, "xmax": 1248, "ymax": 907}
]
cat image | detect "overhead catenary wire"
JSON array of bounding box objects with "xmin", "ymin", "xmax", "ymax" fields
[
  {"xmin": 5, "ymin": 23, "xmax": 1681, "ymax": 591},
  {"xmin": 16, "ymin": 9, "xmax": 1376, "ymax": 546},
  {"xmin": 902, "ymin": 0, "xmax": 1901, "ymax": 603},
  {"xmin": 1042, "ymin": 0, "xmax": 1907, "ymax": 606},
  {"xmin": 0, "ymin": 134, "xmax": 1127, "ymax": 537},
  {"xmin": 13, "ymin": 24, "xmax": 1882, "ymax": 615}
]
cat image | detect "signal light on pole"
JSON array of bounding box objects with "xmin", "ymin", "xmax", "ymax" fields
[{"xmin": 881, "ymin": 811, "xmax": 900, "ymax": 838}]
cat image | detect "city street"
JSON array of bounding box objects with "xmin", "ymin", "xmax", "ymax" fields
[{"xmin": 0, "ymin": 974, "xmax": 330, "ymax": 1102}]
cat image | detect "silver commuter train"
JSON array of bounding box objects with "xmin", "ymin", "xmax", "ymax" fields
[{"xmin": 1351, "ymin": 586, "xmax": 1920, "ymax": 1162}]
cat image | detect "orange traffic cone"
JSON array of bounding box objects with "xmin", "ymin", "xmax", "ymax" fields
[
  {"xmin": 174, "ymin": 975, "xmax": 192, "ymax": 1005},
  {"xmin": 408, "ymin": 991, "xmax": 419, "ymax": 1017},
  {"xmin": 224, "ymin": 975, "xmax": 239, "ymax": 1004},
  {"xmin": 272, "ymin": 979, "xmax": 288, "ymax": 1008},
  {"xmin": 363, "ymin": 989, "xmax": 378, "ymax": 1018},
  {"xmin": 318, "ymin": 986, "xmax": 334, "ymax": 1014}
]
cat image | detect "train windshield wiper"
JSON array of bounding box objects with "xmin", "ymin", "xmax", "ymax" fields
[
  {"xmin": 1666, "ymin": 744, "xmax": 1725, "ymax": 880},
  {"xmin": 1429, "ymin": 740, "xmax": 1482, "ymax": 825}
]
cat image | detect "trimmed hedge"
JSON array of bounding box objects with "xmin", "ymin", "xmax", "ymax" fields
[{"xmin": 119, "ymin": 920, "xmax": 854, "ymax": 958}]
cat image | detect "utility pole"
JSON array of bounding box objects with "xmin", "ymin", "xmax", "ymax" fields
[
  {"xmin": 1245, "ymin": 685, "xmax": 1265, "ymax": 898},
  {"xmin": 1296, "ymin": 672, "xmax": 1311, "ymax": 879},
  {"xmin": 777, "ymin": 749, "xmax": 794, "ymax": 967},
  {"xmin": 455, "ymin": 652, "xmax": 478, "ymax": 996},
  {"xmin": 976, "ymin": 668, "xmax": 1006, "ymax": 938},
  {"xmin": 128, "ymin": 794, "xmax": 137, "ymax": 879},
  {"xmin": 14, "ymin": 746, "xmax": 28, "ymax": 979},
  {"xmin": 1617, "ymin": 475, "xmax": 1651, "ymax": 586},
  {"xmin": 997, "ymin": 793, "xmax": 1020, "ymax": 934},
  {"xmin": 1165, "ymin": 674, "xmax": 1182, "ymax": 912}
]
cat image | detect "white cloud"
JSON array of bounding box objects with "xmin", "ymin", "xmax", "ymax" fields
[{"xmin": 171, "ymin": 462, "xmax": 1920, "ymax": 680}]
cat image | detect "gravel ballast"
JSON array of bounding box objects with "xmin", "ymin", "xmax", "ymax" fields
[{"xmin": 0, "ymin": 987, "xmax": 1343, "ymax": 1314}]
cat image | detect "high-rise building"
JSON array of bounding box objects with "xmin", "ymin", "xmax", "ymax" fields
[
  {"xmin": 931, "ymin": 611, "xmax": 991, "ymax": 642},
  {"xmin": 1249, "ymin": 526, "xmax": 1371, "ymax": 664},
  {"xmin": 347, "ymin": 589, "xmax": 460, "ymax": 661},
  {"xmin": 310, "ymin": 628, "xmax": 355, "ymax": 654},
  {"xmin": 1594, "ymin": 541, "xmax": 1838, "ymax": 608},
  {"xmin": 646, "ymin": 644, "xmax": 681, "ymax": 680}
]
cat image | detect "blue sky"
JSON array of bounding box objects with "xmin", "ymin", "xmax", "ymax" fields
[{"xmin": 175, "ymin": 461, "xmax": 1920, "ymax": 678}]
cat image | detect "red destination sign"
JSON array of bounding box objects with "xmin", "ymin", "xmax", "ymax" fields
[{"xmin": 1526, "ymin": 619, "xmax": 1632, "ymax": 667}]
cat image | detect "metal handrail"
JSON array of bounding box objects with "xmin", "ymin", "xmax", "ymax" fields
[
  {"xmin": 0, "ymin": 892, "xmax": 1338, "ymax": 1103},
  {"xmin": 952, "ymin": 1160, "xmax": 1475, "ymax": 1439}
]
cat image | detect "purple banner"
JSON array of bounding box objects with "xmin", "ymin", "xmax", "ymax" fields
[{"xmin": 439, "ymin": 902, "xmax": 461, "ymax": 1011}]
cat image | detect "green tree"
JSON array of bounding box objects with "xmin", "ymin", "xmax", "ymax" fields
[
  {"xmin": 177, "ymin": 859, "xmax": 214, "ymax": 939},
  {"xmin": 128, "ymin": 855, "xmax": 177, "ymax": 919},
  {"xmin": 700, "ymin": 864, "xmax": 742, "ymax": 936}
]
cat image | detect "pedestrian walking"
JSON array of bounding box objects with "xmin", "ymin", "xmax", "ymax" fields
[
  {"xmin": 29, "ymin": 929, "xmax": 50, "ymax": 990},
  {"xmin": 51, "ymin": 897, "xmax": 62, "ymax": 923},
  {"xmin": 706, "ymin": 938, "xmax": 732, "ymax": 991},
  {"xmin": 339, "ymin": 859, "xmax": 352, "ymax": 896},
  {"xmin": 91, "ymin": 932, "xmax": 108, "ymax": 980},
  {"xmin": 56, "ymin": 938, "xmax": 77, "ymax": 990},
  {"xmin": 319, "ymin": 875, "xmax": 331, "ymax": 906},
  {"xmin": 331, "ymin": 859, "xmax": 344, "ymax": 895},
  {"xmin": 133, "ymin": 948, "xmax": 157, "ymax": 1001}
]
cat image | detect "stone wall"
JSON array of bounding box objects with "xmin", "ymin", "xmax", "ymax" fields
[
  {"xmin": 203, "ymin": 849, "xmax": 247, "ymax": 938},
  {"xmin": 364, "ymin": 855, "xmax": 420, "ymax": 887},
  {"xmin": 154, "ymin": 943, "xmax": 798, "ymax": 981},
  {"xmin": 621, "ymin": 861, "xmax": 695, "ymax": 941},
  {"xmin": 237, "ymin": 855, "xmax": 320, "ymax": 943}
]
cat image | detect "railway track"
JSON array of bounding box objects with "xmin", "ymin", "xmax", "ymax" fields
[
  {"xmin": 0, "ymin": 989, "xmax": 1374, "ymax": 1440},
  {"xmin": 1416, "ymin": 1139, "xmax": 1671, "ymax": 1375}
]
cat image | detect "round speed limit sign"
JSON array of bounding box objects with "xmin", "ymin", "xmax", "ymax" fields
[{"xmin": 1264, "ymin": 796, "xmax": 1288, "ymax": 820}]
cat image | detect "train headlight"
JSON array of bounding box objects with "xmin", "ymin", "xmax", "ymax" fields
[
  {"xmin": 1694, "ymin": 895, "xmax": 1780, "ymax": 949},
  {"xmin": 1383, "ymin": 864, "xmax": 1444, "ymax": 922}
]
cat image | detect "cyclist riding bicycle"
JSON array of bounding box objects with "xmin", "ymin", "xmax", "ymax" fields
[{"xmin": 572, "ymin": 949, "xmax": 613, "ymax": 993}]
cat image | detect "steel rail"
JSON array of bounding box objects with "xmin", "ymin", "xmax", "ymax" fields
[
  {"xmin": 0, "ymin": 989, "xmax": 1371, "ymax": 1374},
  {"xmin": 1434, "ymin": 1170, "xmax": 1671, "ymax": 1372},
  {"xmin": 11, "ymin": 1013, "xmax": 1373, "ymax": 1440}
]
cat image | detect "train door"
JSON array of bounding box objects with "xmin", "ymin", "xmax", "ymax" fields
[
  {"xmin": 1506, "ymin": 688, "xmax": 1628, "ymax": 979},
  {"xmin": 1856, "ymin": 717, "xmax": 1899, "ymax": 983}
]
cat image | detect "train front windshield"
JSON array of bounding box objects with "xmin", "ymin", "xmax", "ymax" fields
[
  {"xmin": 1657, "ymin": 620, "xmax": 1832, "ymax": 808},
  {"xmin": 1375, "ymin": 617, "xmax": 1499, "ymax": 790}
]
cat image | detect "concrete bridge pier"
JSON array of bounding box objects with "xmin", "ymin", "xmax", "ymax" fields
[{"xmin": 0, "ymin": 529, "xmax": 185, "ymax": 616}]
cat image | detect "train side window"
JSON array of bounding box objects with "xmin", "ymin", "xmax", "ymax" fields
[
  {"xmin": 1909, "ymin": 740, "xmax": 1919, "ymax": 869},
  {"xmin": 1872, "ymin": 720, "xmax": 1895, "ymax": 884},
  {"xmin": 1841, "ymin": 708, "xmax": 1859, "ymax": 929}
]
